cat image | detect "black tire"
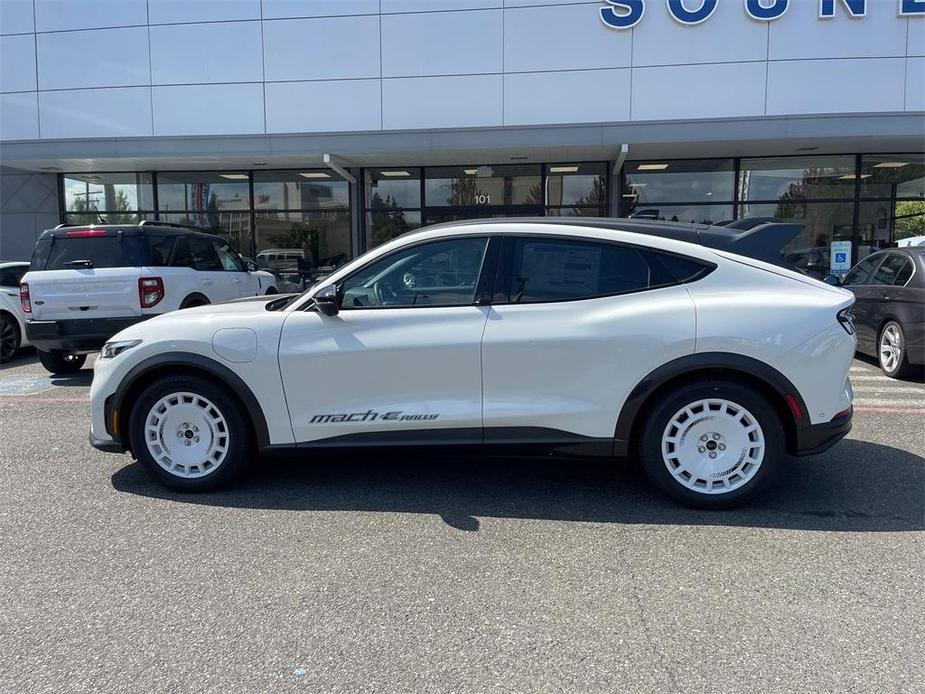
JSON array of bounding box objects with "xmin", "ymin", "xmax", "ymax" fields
[
  {"xmin": 37, "ymin": 349, "xmax": 86, "ymax": 374},
  {"xmin": 128, "ymin": 374, "xmax": 254, "ymax": 492},
  {"xmin": 878, "ymin": 320, "xmax": 913, "ymax": 379},
  {"xmin": 265, "ymin": 287, "xmax": 278, "ymax": 295},
  {"xmin": 0, "ymin": 312, "xmax": 21, "ymax": 363},
  {"xmin": 637, "ymin": 379, "xmax": 785, "ymax": 509}
]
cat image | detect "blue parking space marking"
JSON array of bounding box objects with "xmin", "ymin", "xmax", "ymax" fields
[{"xmin": 0, "ymin": 375, "xmax": 56, "ymax": 396}]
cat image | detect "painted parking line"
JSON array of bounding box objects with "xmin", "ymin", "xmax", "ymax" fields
[
  {"xmin": 0, "ymin": 396, "xmax": 88, "ymax": 404},
  {"xmin": 852, "ymin": 386, "xmax": 925, "ymax": 394},
  {"xmin": 853, "ymin": 398, "xmax": 925, "ymax": 407},
  {"xmin": 854, "ymin": 406, "xmax": 925, "ymax": 414}
]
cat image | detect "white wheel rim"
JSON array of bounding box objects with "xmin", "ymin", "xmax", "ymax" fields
[
  {"xmin": 144, "ymin": 392, "xmax": 229, "ymax": 479},
  {"xmin": 879, "ymin": 325, "xmax": 901, "ymax": 372},
  {"xmin": 661, "ymin": 398, "xmax": 765, "ymax": 495}
]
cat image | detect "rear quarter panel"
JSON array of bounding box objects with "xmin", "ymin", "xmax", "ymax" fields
[{"xmin": 688, "ymin": 258, "xmax": 855, "ymax": 424}]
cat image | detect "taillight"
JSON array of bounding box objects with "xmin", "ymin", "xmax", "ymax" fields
[
  {"xmin": 837, "ymin": 307, "xmax": 855, "ymax": 335},
  {"xmin": 65, "ymin": 228, "xmax": 107, "ymax": 238},
  {"xmin": 19, "ymin": 282, "xmax": 31, "ymax": 313},
  {"xmin": 138, "ymin": 277, "xmax": 164, "ymax": 308}
]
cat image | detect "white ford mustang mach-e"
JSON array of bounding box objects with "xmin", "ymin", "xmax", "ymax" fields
[{"xmin": 89, "ymin": 219, "xmax": 856, "ymax": 508}]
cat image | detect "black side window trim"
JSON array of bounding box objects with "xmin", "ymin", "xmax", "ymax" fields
[
  {"xmin": 492, "ymin": 234, "xmax": 716, "ymax": 306},
  {"xmin": 318, "ymin": 235, "xmax": 500, "ymax": 312}
]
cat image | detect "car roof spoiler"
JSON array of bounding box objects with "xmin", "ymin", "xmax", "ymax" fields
[{"xmin": 698, "ymin": 222, "xmax": 805, "ymax": 268}]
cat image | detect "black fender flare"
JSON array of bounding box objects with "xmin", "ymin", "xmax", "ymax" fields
[
  {"xmin": 613, "ymin": 352, "xmax": 808, "ymax": 457},
  {"xmin": 179, "ymin": 292, "xmax": 210, "ymax": 309},
  {"xmin": 110, "ymin": 352, "xmax": 271, "ymax": 451}
]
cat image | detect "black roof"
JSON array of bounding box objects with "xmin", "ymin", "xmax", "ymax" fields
[
  {"xmin": 426, "ymin": 217, "xmax": 806, "ymax": 269},
  {"xmin": 39, "ymin": 221, "xmax": 218, "ymax": 241}
]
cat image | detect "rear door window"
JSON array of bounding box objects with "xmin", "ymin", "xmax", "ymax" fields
[
  {"xmin": 40, "ymin": 234, "xmax": 150, "ymax": 270},
  {"xmin": 147, "ymin": 235, "xmax": 176, "ymax": 267},
  {"xmin": 892, "ymin": 257, "xmax": 914, "ymax": 286},
  {"xmin": 842, "ymin": 255, "xmax": 882, "ymax": 286},
  {"xmin": 870, "ymin": 254, "xmax": 908, "ymax": 286},
  {"xmin": 506, "ymin": 238, "xmax": 651, "ymax": 303}
]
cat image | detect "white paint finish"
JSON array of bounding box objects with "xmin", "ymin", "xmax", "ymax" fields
[
  {"xmin": 483, "ymin": 286, "xmax": 696, "ymax": 438},
  {"xmin": 632, "ymin": 62, "xmax": 767, "ymax": 121},
  {"xmin": 0, "ymin": 92, "xmax": 39, "ymax": 140},
  {"xmin": 150, "ymin": 21, "xmax": 263, "ymax": 85},
  {"xmin": 0, "ymin": 0, "xmax": 34, "ymax": 35},
  {"xmin": 382, "ymin": 0, "xmax": 502, "ymax": 11},
  {"xmin": 766, "ymin": 58, "xmax": 906, "ymax": 115},
  {"xmin": 910, "ymin": 17, "xmax": 925, "ymax": 56},
  {"xmin": 265, "ymin": 79, "xmax": 381, "ymax": 133},
  {"xmin": 153, "ymin": 83, "xmax": 265, "ymax": 135},
  {"xmin": 262, "ymin": 15, "xmax": 380, "ymax": 81},
  {"xmin": 0, "ymin": 92, "xmax": 38, "ymax": 140},
  {"xmin": 147, "ymin": 0, "xmax": 260, "ymax": 24},
  {"xmin": 382, "ymin": 74, "xmax": 503, "ymax": 129},
  {"xmin": 280, "ymin": 307, "xmax": 489, "ymax": 443},
  {"xmin": 633, "ymin": 0, "xmax": 768, "ymax": 66},
  {"xmin": 503, "ymin": 0, "xmax": 592, "ymax": 5},
  {"xmin": 505, "ymin": 2, "xmax": 632, "ymax": 71},
  {"xmin": 34, "ymin": 0, "xmax": 147, "ymax": 33},
  {"xmin": 36, "ymin": 27, "xmax": 150, "ymax": 91},
  {"xmin": 907, "ymin": 57, "xmax": 925, "ymax": 111},
  {"xmin": 504, "ymin": 68, "xmax": 630, "ymax": 125},
  {"xmin": 381, "ymin": 10, "xmax": 503, "ymax": 77},
  {"xmin": 0, "ymin": 34, "xmax": 36, "ymax": 93},
  {"xmin": 212, "ymin": 328, "xmax": 258, "ymax": 363},
  {"xmin": 769, "ymin": 2, "xmax": 908, "ymax": 60},
  {"xmin": 262, "ymin": 0, "xmax": 380, "ymax": 19},
  {"xmin": 39, "ymin": 87, "xmax": 152, "ymax": 138}
]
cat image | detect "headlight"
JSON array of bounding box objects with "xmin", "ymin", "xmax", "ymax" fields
[{"xmin": 100, "ymin": 339, "xmax": 142, "ymax": 360}]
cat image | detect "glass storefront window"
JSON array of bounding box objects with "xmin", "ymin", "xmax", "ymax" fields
[
  {"xmin": 738, "ymin": 156, "xmax": 856, "ymax": 202},
  {"xmin": 63, "ymin": 172, "xmax": 154, "ymax": 217},
  {"xmin": 425, "ymin": 165, "xmax": 542, "ymax": 207},
  {"xmin": 623, "ymin": 159, "xmax": 734, "ymax": 203},
  {"xmin": 859, "ymin": 154, "xmax": 925, "ymax": 200},
  {"xmin": 254, "ymin": 209, "xmax": 351, "ymax": 278},
  {"xmin": 159, "ymin": 211, "xmax": 251, "ymax": 255},
  {"xmin": 546, "ymin": 163, "xmax": 607, "ymax": 208},
  {"xmin": 624, "ymin": 203, "xmax": 734, "ymax": 226},
  {"xmin": 156, "ymin": 172, "xmax": 250, "ymax": 222},
  {"xmin": 366, "ymin": 168, "xmax": 421, "ymax": 209},
  {"xmin": 253, "ymin": 169, "xmax": 349, "ymax": 210},
  {"xmin": 366, "ymin": 209, "xmax": 422, "ymax": 249}
]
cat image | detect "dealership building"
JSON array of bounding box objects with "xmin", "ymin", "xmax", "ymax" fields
[{"xmin": 0, "ymin": 0, "xmax": 923, "ymax": 275}]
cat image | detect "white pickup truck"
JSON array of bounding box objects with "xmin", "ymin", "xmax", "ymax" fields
[{"xmin": 21, "ymin": 222, "xmax": 278, "ymax": 373}]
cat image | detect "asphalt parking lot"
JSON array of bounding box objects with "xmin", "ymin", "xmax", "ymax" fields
[{"xmin": 0, "ymin": 351, "xmax": 922, "ymax": 694}]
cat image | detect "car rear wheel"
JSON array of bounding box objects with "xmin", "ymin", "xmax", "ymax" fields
[
  {"xmin": 638, "ymin": 379, "xmax": 785, "ymax": 509},
  {"xmin": 128, "ymin": 375, "xmax": 253, "ymax": 491},
  {"xmin": 37, "ymin": 349, "xmax": 86, "ymax": 374},
  {"xmin": 0, "ymin": 313, "xmax": 20, "ymax": 362},
  {"xmin": 878, "ymin": 321, "xmax": 913, "ymax": 379}
]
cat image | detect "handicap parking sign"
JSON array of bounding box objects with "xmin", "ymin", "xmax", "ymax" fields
[{"xmin": 830, "ymin": 241, "xmax": 852, "ymax": 273}]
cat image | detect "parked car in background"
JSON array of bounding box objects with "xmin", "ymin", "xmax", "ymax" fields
[
  {"xmin": 0, "ymin": 261, "xmax": 31, "ymax": 362},
  {"xmin": 21, "ymin": 222, "xmax": 278, "ymax": 374},
  {"xmin": 896, "ymin": 235, "xmax": 925, "ymax": 247},
  {"xmin": 89, "ymin": 218, "xmax": 855, "ymax": 509},
  {"xmin": 785, "ymin": 246, "xmax": 831, "ymax": 281},
  {"xmin": 833, "ymin": 247, "xmax": 925, "ymax": 378}
]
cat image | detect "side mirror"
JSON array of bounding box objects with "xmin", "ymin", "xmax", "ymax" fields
[
  {"xmin": 245, "ymin": 260, "xmax": 258, "ymax": 272},
  {"xmin": 822, "ymin": 273, "xmax": 842, "ymax": 287},
  {"xmin": 313, "ymin": 284, "xmax": 340, "ymax": 317}
]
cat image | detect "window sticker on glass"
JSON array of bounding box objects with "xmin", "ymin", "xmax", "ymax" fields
[{"xmin": 518, "ymin": 242, "xmax": 602, "ymax": 297}]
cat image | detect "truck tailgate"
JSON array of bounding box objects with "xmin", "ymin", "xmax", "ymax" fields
[{"xmin": 27, "ymin": 268, "xmax": 142, "ymax": 321}]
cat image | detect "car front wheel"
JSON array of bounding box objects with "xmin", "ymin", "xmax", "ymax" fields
[
  {"xmin": 638, "ymin": 379, "xmax": 785, "ymax": 509},
  {"xmin": 878, "ymin": 321, "xmax": 913, "ymax": 379},
  {"xmin": 128, "ymin": 375, "xmax": 253, "ymax": 491}
]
